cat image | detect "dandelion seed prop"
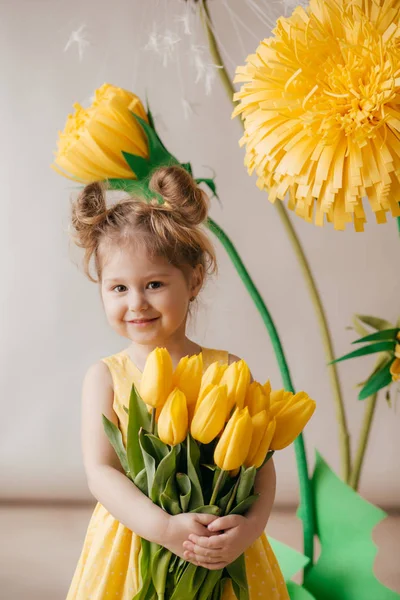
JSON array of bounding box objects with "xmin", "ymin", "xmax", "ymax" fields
[{"xmin": 233, "ymin": 0, "xmax": 400, "ymax": 231}]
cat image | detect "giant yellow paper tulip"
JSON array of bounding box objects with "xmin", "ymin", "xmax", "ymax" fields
[
  {"xmin": 214, "ymin": 407, "xmax": 253, "ymax": 471},
  {"xmin": 219, "ymin": 360, "xmax": 251, "ymax": 411},
  {"xmin": 198, "ymin": 361, "xmax": 228, "ymax": 402},
  {"xmin": 245, "ymin": 381, "xmax": 270, "ymax": 417},
  {"xmin": 270, "ymin": 390, "xmax": 316, "ymax": 450},
  {"xmin": 140, "ymin": 348, "xmax": 173, "ymax": 409},
  {"xmin": 191, "ymin": 384, "xmax": 229, "ymax": 444},
  {"xmin": 158, "ymin": 388, "xmax": 188, "ymax": 446},
  {"xmin": 245, "ymin": 411, "xmax": 276, "ymax": 468},
  {"xmin": 173, "ymin": 354, "xmax": 203, "ymax": 407},
  {"xmin": 53, "ymin": 83, "xmax": 149, "ymax": 182}
]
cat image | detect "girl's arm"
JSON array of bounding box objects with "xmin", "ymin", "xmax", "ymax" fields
[
  {"xmin": 81, "ymin": 361, "xmax": 215, "ymax": 555},
  {"xmin": 246, "ymin": 456, "xmax": 277, "ymax": 536}
]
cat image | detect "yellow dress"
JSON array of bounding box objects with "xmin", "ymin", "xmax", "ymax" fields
[{"xmin": 66, "ymin": 347, "xmax": 289, "ymax": 600}]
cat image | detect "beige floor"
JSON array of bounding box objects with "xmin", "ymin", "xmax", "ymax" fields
[{"xmin": 0, "ymin": 504, "xmax": 399, "ymax": 599}]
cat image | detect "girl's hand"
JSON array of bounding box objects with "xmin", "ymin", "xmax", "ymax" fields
[
  {"xmin": 161, "ymin": 512, "xmax": 217, "ymax": 561},
  {"xmin": 182, "ymin": 514, "xmax": 259, "ymax": 570}
]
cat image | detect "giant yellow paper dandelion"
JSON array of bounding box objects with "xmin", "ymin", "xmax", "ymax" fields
[{"xmin": 233, "ymin": 0, "xmax": 400, "ymax": 231}]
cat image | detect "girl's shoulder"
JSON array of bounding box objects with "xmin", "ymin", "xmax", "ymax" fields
[{"xmin": 200, "ymin": 346, "xmax": 240, "ymax": 368}]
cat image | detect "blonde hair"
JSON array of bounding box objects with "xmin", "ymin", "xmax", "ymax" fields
[{"xmin": 70, "ymin": 165, "xmax": 217, "ymax": 283}]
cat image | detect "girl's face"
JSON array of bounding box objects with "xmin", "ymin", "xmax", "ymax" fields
[{"xmin": 100, "ymin": 242, "xmax": 203, "ymax": 347}]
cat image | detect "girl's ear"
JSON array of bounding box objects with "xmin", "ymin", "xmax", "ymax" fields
[{"xmin": 190, "ymin": 264, "xmax": 204, "ymax": 300}]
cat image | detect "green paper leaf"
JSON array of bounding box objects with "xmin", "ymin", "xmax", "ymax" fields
[
  {"xmin": 101, "ymin": 415, "xmax": 129, "ymax": 476},
  {"xmin": 330, "ymin": 341, "xmax": 395, "ymax": 365},
  {"xmin": 354, "ymin": 315, "xmax": 394, "ymax": 332},
  {"xmin": 151, "ymin": 444, "xmax": 180, "ymax": 504},
  {"xmin": 229, "ymin": 494, "xmax": 259, "ymax": 515},
  {"xmin": 107, "ymin": 177, "xmax": 137, "ymax": 193},
  {"xmin": 236, "ymin": 466, "xmax": 257, "ymax": 505},
  {"xmin": 176, "ymin": 472, "xmax": 192, "ymax": 512},
  {"xmin": 186, "ymin": 434, "xmax": 204, "ymax": 509},
  {"xmin": 268, "ymin": 537, "xmax": 310, "ymax": 581},
  {"xmin": 195, "ymin": 177, "xmax": 218, "ymax": 198},
  {"xmin": 181, "ymin": 162, "xmax": 193, "ymax": 175},
  {"xmin": 358, "ymin": 361, "xmax": 394, "ymax": 400},
  {"xmin": 287, "ymin": 582, "xmax": 317, "ymax": 600},
  {"xmin": 352, "ymin": 328, "xmax": 399, "ymax": 344},
  {"xmin": 127, "ymin": 384, "xmax": 151, "ymax": 479},
  {"xmin": 122, "ymin": 151, "xmax": 152, "ymax": 180},
  {"xmin": 226, "ymin": 554, "xmax": 249, "ymax": 600},
  {"xmin": 303, "ymin": 452, "xmax": 400, "ymax": 600},
  {"xmin": 132, "ymin": 114, "xmax": 179, "ymax": 170}
]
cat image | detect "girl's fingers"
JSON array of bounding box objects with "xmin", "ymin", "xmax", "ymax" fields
[
  {"xmin": 187, "ymin": 533, "xmax": 226, "ymax": 549},
  {"xmin": 183, "ymin": 542, "xmax": 223, "ymax": 560},
  {"xmin": 196, "ymin": 560, "xmax": 228, "ymax": 570},
  {"xmin": 207, "ymin": 515, "xmax": 241, "ymax": 532},
  {"xmin": 183, "ymin": 551, "xmax": 226, "ymax": 569}
]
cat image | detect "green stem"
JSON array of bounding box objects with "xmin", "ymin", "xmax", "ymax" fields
[
  {"xmin": 224, "ymin": 476, "xmax": 241, "ymax": 516},
  {"xmin": 151, "ymin": 408, "xmax": 156, "ymax": 435},
  {"xmin": 206, "ymin": 217, "xmax": 315, "ymax": 572},
  {"xmin": 210, "ymin": 469, "xmax": 226, "ymax": 506},
  {"xmin": 349, "ymin": 393, "xmax": 378, "ymax": 490},
  {"xmin": 200, "ymin": 0, "xmax": 352, "ymax": 483}
]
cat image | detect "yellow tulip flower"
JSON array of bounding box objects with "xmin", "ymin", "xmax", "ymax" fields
[
  {"xmin": 140, "ymin": 348, "xmax": 173, "ymax": 409},
  {"xmin": 220, "ymin": 360, "xmax": 251, "ymax": 411},
  {"xmin": 52, "ymin": 83, "xmax": 149, "ymax": 183},
  {"xmin": 270, "ymin": 391, "xmax": 316, "ymax": 450},
  {"xmin": 214, "ymin": 407, "xmax": 253, "ymax": 471},
  {"xmin": 245, "ymin": 411, "xmax": 276, "ymax": 468},
  {"xmin": 245, "ymin": 381, "xmax": 270, "ymax": 416},
  {"xmin": 198, "ymin": 361, "xmax": 228, "ymax": 402},
  {"xmin": 191, "ymin": 384, "xmax": 229, "ymax": 444},
  {"xmin": 157, "ymin": 389, "xmax": 188, "ymax": 446},
  {"xmin": 173, "ymin": 354, "xmax": 203, "ymax": 407},
  {"xmin": 390, "ymin": 358, "xmax": 400, "ymax": 382}
]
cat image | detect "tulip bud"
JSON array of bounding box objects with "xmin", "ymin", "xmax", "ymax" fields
[
  {"xmin": 219, "ymin": 360, "xmax": 251, "ymax": 411},
  {"xmin": 245, "ymin": 411, "xmax": 276, "ymax": 468},
  {"xmin": 53, "ymin": 83, "xmax": 149, "ymax": 183},
  {"xmin": 173, "ymin": 354, "xmax": 203, "ymax": 406},
  {"xmin": 158, "ymin": 388, "xmax": 188, "ymax": 446},
  {"xmin": 140, "ymin": 348, "xmax": 173, "ymax": 409},
  {"xmin": 214, "ymin": 407, "xmax": 253, "ymax": 471},
  {"xmin": 270, "ymin": 391, "xmax": 316, "ymax": 450},
  {"xmin": 191, "ymin": 385, "xmax": 229, "ymax": 444},
  {"xmin": 245, "ymin": 381, "xmax": 269, "ymax": 416},
  {"xmin": 199, "ymin": 361, "xmax": 228, "ymax": 402}
]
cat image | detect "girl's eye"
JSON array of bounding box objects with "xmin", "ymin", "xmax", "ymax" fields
[
  {"xmin": 113, "ymin": 285, "xmax": 127, "ymax": 293},
  {"xmin": 147, "ymin": 281, "xmax": 163, "ymax": 290}
]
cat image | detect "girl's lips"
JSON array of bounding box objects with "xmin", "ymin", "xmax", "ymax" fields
[{"xmin": 128, "ymin": 317, "xmax": 159, "ymax": 326}]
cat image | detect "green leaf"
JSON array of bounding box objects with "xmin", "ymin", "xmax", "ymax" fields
[
  {"xmin": 181, "ymin": 162, "xmax": 193, "ymax": 175},
  {"xmin": 145, "ymin": 434, "xmax": 169, "ymax": 463},
  {"xmin": 176, "ymin": 473, "xmax": 192, "ymax": 512},
  {"xmin": 358, "ymin": 361, "xmax": 394, "ymax": 400},
  {"xmin": 107, "ymin": 178, "xmax": 137, "ymax": 193},
  {"xmin": 287, "ymin": 582, "xmax": 317, "ymax": 599},
  {"xmin": 236, "ymin": 467, "xmax": 257, "ymax": 505},
  {"xmin": 229, "ymin": 494, "xmax": 259, "ymax": 515},
  {"xmin": 195, "ymin": 177, "xmax": 218, "ymax": 198},
  {"xmin": 134, "ymin": 468, "xmax": 148, "ymax": 495},
  {"xmin": 127, "ymin": 384, "xmax": 151, "ymax": 479},
  {"xmin": 218, "ymin": 484, "xmax": 235, "ymax": 513},
  {"xmin": 226, "ymin": 554, "xmax": 249, "ymax": 600},
  {"xmin": 303, "ymin": 451, "xmax": 400, "ymax": 600},
  {"xmin": 132, "ymin": 539, "xmax": 156, "ymax": 600},
  {"xmin": 131, "ymin": 114, "xmax": 179, "ymax": 170},
  {"xmin": 101, "ymin": 415, "xmax": 129, "ymax": 475},
  {"xmin": 330, "ymin": 341, "xmax": 395, "ymax": 365},
  {"xmin": 197, "ymin": 569, "xmax": 224, "ymax": 600},
  {"xmin": 160, "ymin": 473, "xmax": 181, "ymax": 515},
  {"xmin": 354, "ymin": 314, "xmax": 394, "ymax": 332},
  {"xmin": 122, "ymin": 151, "xmax": 152, "ymax": 180},
  {"xmin": 352, "ymin": 328, "xmax": 399, "ymax": 344},
  {"xmin": 139, "ymin": 429, "xmax": 156, "ymax": 495},
  {"xmin": 268, "ymin": 537, "xmax": 310, "ymax": 581},
  {"xmin": 169, "ymin": 563, "xmax": 208, "ymax": 600},
  {"xmin": 151, "ymin": 544, "xmax": 172, "ymax": 598},
  {"xmin": 190, "ymin": 504, "xmax": 221, "ymax": 515},
  {"xmin": 151, "ymin": 444, "xmax": 180, "ymax": 504},
  {"xmin": 186, "ymin": 434, "xmax": 204, "ymax": 509}
]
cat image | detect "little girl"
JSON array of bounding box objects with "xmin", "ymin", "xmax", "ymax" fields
[{"xmin": 66, "ymin": 165, "xmax": 289, "ymax": 599}]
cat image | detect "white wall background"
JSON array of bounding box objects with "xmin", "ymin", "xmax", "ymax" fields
[{"xmin": 1, "ymin": 0, "xmax": 399, "ymax": 507}]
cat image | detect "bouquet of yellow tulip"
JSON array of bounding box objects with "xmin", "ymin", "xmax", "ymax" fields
[{"xmin": 102, "ymin": 348, "xmax": 316, "ymax": 600}]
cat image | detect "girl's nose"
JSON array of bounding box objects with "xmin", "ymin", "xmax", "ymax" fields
[{"xmin": 128, "ymin": 291, "xmax": 149, "ymax": 313}]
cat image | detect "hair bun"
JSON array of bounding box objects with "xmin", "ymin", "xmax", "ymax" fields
[{"xmin": 149, "ymin": 165, "xmax": 209, "ymax": 226}]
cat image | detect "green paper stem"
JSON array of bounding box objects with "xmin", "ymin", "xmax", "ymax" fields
[
  {"xmin": 206, "ymin": 217, "xmax": 315, "ymax": 572},
  {"xmin": 200, "ymin": 0, "xmax": 351, "ymax": 485},
  {"xmin": 349, "ymin": 393, "xmax": 378, "ymax": 490}
]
